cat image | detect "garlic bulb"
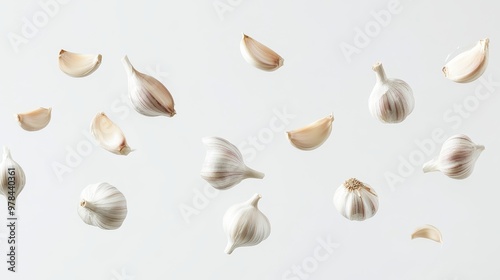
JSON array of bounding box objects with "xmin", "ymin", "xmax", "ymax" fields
[
  {"xmin": 77, "ymin": 182, "xmax": 127, "ymax": 230},
  {"xmin": 201, "ymin": 137, "xmax": 264, "ymax": 190},
  {"xmin": 90, "ymin": 112, "xmax": 132, "ymax": 155},
  {"xmin": 411, "ymin": 224, "xmax": 442, "ymax": 243},
  {"xmin": 0, "ymin": 147, "xmax": 26, "ymax": 200},
  {"xmin": 58, "ymin": 49, "xmax": 102, "ymax": 77},
  {"xmin": 286, "ymin": 114, "xmax": 334, "ymax": 151},
  {"xmin": 423, "ymin": 134, "xmax": 484, "ymax": 179},
  {"xmin": 223, "ymin": 193, "xmax": 271, "ymax": 254},
  {"xmin": 16, "ymin": 107, "xmax": 51, "ymax": 131},
  {"xmin": 443, "ymin": 38, "xmax": 489, "ymax": 83},
  {"xmin": 369, "ymin": 62, "xmax": 414, "ymax": 123},
  {"xmin": 240, "ymin": 34, "xmax": 284, "ymax": 71},
  {"xmin": 122, "ymin": 56, "xmax": 176, "ymax": 117},
  {"xmin": 333, "ymin": 178, "xmax": 378, "ymax": 221}
]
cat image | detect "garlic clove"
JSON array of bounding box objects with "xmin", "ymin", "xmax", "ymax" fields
[
  {"xmin": 0, "ymin": 147, "xmax": 26, "ymax": 200},
  {"xmin": 201, "ymin": 137, "xmax": 264, "ymax": 190},
  {"xmin": 411, "ymin": 225, "xmax": 442, "ymax": 243},
  {"xmin": 77, "ymin": 182, "xmax": 127, "ymax": 230},
  {"xmin": 286, "ymin": 114, "xmax": 334, "ymax": 151},
  {"xmin": 223, "ymin": 193, "xmax": 271, "ymax": 254},
  {"xmin": 122, "ymin": 56, "xmax": 176, "ymax": 117},
  {"xmin": 443, "ymin": 38, "xmax": 489, "ymax": 83},
  {"xmin": 240, "ymin": 34, "xmax": 284, "ymax": 71},
  {"xmin": 333, "ymin": 178, "xmax": 378, "ymax": 221},
  {"xmin": 16, "ymin": 107, "xmax": 52, "ymax": 131},
  {"xmin": 90, "ymin": 112, "xmax": 132, "ymax": 156},
  {"xmin": 58, "ymin": 49, "xmax": 102, "ymax": 77}
]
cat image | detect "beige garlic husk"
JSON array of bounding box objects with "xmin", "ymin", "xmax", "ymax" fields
[
  {"xmin": 369, "ymin": 62, "xmax": 414, "ymax": 123},
  {"xmin": 333, "ymin": 178, "xmax": 378, "ymax": 221},
  {"xmin": 122, "ymin": 56, "xmax": 176, "ymax": 117},
  {"xmin": 90, "ymin": 112, "xmax": 132, "ymax": 155},
  {"xmin": 0, "ymin": 147, "xmax": 26, "ymax": 200},
  {"xmin": 223, "ymin": 193, "xmax": 271, "ymax": 254},
  {"xmin": 443, "ymin": 38, "xmax": 489, "ymax": 83},
  {"xmin": 77, "ymin": 182, "xmax": 127, "ymax": 230},
  {"xmin": 58, "ymin": 49, "xmax": 102, "ymax": 77},
  {"xmin": 240, "ymin": 34, "xmax": 284, "ymax": 71},
  {"xmin": 16, "ymin": 107, "xmax": 52, "ymax": 131},
  {"xmin": 286, "ymin": 114, "xmax": 334, "ymax": 150},
  {"xmin": 423, "ymin": 134, "xmax": 484, "ymax": 179},
  {"xmin": 200, "ymin": 137, "xmax": 264, "ymax": 190},
  {"xmin": 411, "ymin": 224, "xmax": 443, "ymax": 243}
]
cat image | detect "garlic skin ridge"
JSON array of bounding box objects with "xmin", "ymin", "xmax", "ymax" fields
[
  {"xmin": 240, "ymin": 34, "xmax": 284, "ymax": 71},
  {"xmin": 443, "ymin": 38, "xmax": 489, "ymax": 83},
  {"xmin": 58, "ymin": 49, "xmax": 102, "ymax": 78},
  {"xmin": 286, "ymin": 114, "xmax": 334, "ymax": 151},
  {"xmin": 333, "ymin": 178, "xmax": 378, "ymax": 221},
  {"xmin": 90, "ymin": 112, "xmax": 132, "ymax": 156},
  {"xmin": 0, "ymin": 147, "xmax": 26, "ymax": 200},
  {"xmin": 16, "ymin": 107, "xmax": 52, "ymax": 131}
]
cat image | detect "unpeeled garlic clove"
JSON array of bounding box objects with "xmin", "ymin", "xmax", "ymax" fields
[
  {"xmin": 122, "ymin": 56, "xmax": 176, "ymax": 117},
  {"xmin": 0, "ymin": 147, "xmax": 26, "ymax": 200},
  {"xmin": 333, "ymin": 178, "xmax": 378, "ymax": 221},
  {"xmin": 443, "ymin": 38, "xmax": 489, "ymax": 83},
  {"xmin": 223, "ymin": 193, "xmax": 271, "ymax": 254},
  {"xmin": 423, "ymin": 134, "xmax": 484, "ymax": 179},
  {"xmin": 286, "ymin": 114, "xmax": 333, "ymax": 150},
  {"xmin": 90, "ymin": 112, "xmax": 132, "ymax": 156},
  {"xmin": 58, "ymin": 49, "xmax": 102, "ymax": 77},
  {"xmin": 16, "ymin": 107, "xmax": 52, "ymax": 131},
  {"xmin": 200, "ymin": 137, "xmax": 264, "ymax": 190},
  {"xmin": 240, "ymin": 34, "xmax": 284, "ymax": 71},
  {"xmin": 411, "ymin": 225, "xmax": 442, "ymax": 243}
]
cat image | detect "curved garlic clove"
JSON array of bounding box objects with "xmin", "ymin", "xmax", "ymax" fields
[
  {"xmin": 223, "ymin": 193, "xmax": 271, "ymax": 254},
  {"xmin": 240, "ymin": 34, "xmax": 284, "ymax": 71},
  {"xmin": 58, "ymin": 49, "xmax": 102, "ymax": 77},
  {"xmin": 16, "ymin": 107, "xmax": 52, "ymax": 131},
  {"xmin": 423, "ymin": 134, "xmax": 484, "ymax": 179},
  {"xmin": 122, "ymin": 56, "xmax": 176, "ymax": 117},
  {"xmin": 443, "ymin": 38, "xmax": 489, "ymax": 83},
  {"xmin": 333, "ymin": 178, "xmax": 378, "ymax": 221},
  {"xmin": 77, "ymin": 182, "xmax": 127, "ymax": 230},
  {"xmin": 0, "ymin": 147, "xmax": 26, "ymax": 200},
  {"xmin": 369, "ymin": 62, "xmax": 414, "ymax": 123},
  {"xmin": 200, "ymin": 137, "xmax": 264, "ymax": 190},
  {"xmin": 411, "ymin": 225, "xmax": 442, "ymax": 243},
  {"xmin": 286, "ymin": 114, "xmax": 334, "ymax": 151},
  {"xmin": 90, "ymin": 112, "xmax": 132, "ymax": 156}
]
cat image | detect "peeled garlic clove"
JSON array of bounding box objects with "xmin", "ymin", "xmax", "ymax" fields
[
  {"xmin": 0, "ymin": 147, "xmax": 26, "ymax": 200},
  {"xmin": 16, "ymin": 107, "xmax": 51, "ymax": 131},
  {"xmin": 201, "ymin": 137, "xmax": 264, "ymax": 190},
  {"xmin": 423, "ymin": 134, "xmax": 484, "ymax": 179},
  {"xmin": 58, "ymin": 49, "xmax": 102, "ymax": 77},
  {"xmin": 122, "ymin": 56, "xmax": 176, "ymax": 117},
  {"xmin": 369, "ymin": 62, "xmax": 414, "ymax": 123},
  {"xmin": 223, "ymin": 193, "xmax": 271, "ymax": 254},
  {"xmin": 77, "ymin": 182, "xmax": 127, "ymax": 230},
  {"xmin": 90, "ymin": 112, "xmax": 132, "ymax": 156},
  {"xmin": 240, "ymin": 34, "xmax": 284, "ymax": 71},
  {"xmin": 333, "ymin": 178, "xmax": 378, "ymax": 221},
  {"xmin": 443, "ymin": 38, "xmax": 489, "ymax": 83},
  {"xmin": 411, "ymin": 225, "xmax": 442, "ymax": 243},
  {"xmin": 286, "ymin": 114, "xmax": 333, "ymax": 151}
]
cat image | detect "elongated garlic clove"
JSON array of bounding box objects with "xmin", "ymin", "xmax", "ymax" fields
[
  {"xmin": 16, "ymin": 107, "xmax": 51, "ymax": 131},
  {"xmin": 0, "ymin": 147, "xmax": 26, "ymax": 200},
  {"xmin": 240, "ymin": 34, "xmax": 284, "ymax": 71},
  {"xmin": 369, "ymin": 62, "xmax": 414, "ymax": 123},
  {"xmin": 90, "ymin": 112, "xmax": 132, "ymax": 155},
  {"xmin": 443, "ymin": 38, "xmax": 489, "ymax": 83},
  {"xmin": 223, "ymin": 193, "xmax": 271, "ymax": 254},
  {"xmin": 58, "ymin": 49, "xmax": 102, "ymax": 77},
  {"xmin": 122, "ymin": 56, "xmax": 176, "ymax": 117},
  {"xmin": 411, "ymin": 225, "xmax": 442, "ymax": 243},
  {"xmin": 333, "ymin": 178, "xmax": 378, "ymax": 221},
  {"xmin": 201, "ymin": 137, "xmax": 264, "ymax": 190},
  {"xmin": 77, "ymin": 182, "xmax": 127, "ymax": 230},
  {"xmin": 286, "ymin": 114, "xmax": 334, "ymax": 151},
  {"xmin": 423, "ymin": 134, "xmax": 484, "ymax": 179}
]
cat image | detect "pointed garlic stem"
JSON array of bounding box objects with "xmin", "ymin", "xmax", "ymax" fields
[
  {"xmin": 80, "ymin": 199, "xmax": 96, "ymax": 211},
  {"xmin": 423, "ymin": 159, "xmax": 439, "ymax": 173},
  {"xmin": 373, "ymin": 62, "xmax": 387, "ymax": 82},
  {"xmin": 245, "ymin": 167, "xmax": 265, "ymax": 180},
  {"xmin": 122, "ymin": 55, "xmax": 134, "ymax": 76},
  {"xmin": 225, "ymin": 242, "xmax": 236, "ymax": 254},
  {"xmin": 249, "ymin": 193, "xmax": 262, "ymax": 207}
]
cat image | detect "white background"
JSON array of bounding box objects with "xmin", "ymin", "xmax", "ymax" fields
[{"xmin": 0, "ymin": 0, "xmax": 499, "ymax": 279}]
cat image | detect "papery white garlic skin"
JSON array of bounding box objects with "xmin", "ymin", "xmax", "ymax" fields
[
  {"xmin": 443, "ymin": 38, "xmax": 489, "ymax": 83},
  {"xmin": 122, "ymin": 56, "xmax": 176, "ymax": 117},
  {"xmin": 223, "ymin": 193, "xmax": 271, "ymax": 254},
  {"xmin": 0, "ymin": 147, "xmax": 26, "ymax": 199},
  {"xmin": 90, "ymin": 112, "xmax": 132, "ymax": 156},
  {"xmin": 333, "ymin": 178, "xmax": 378, "ymax": 221},
  {"xmin": 16, "ymin": 107, "xmax": 52, "ymax": 131},
  {"xmin": 200, "ymin": 137, "xmax": 264, "ymax": 190},
  {"xmin": 77, "ymin": 182, "xmax": 127, "ymax": 230},
  {"xmin": 287, "ymin": 114, "xmax": 334, "ymax": 151},
  {"xmin": 369, "ymin": 62, "xmax": 414, "ymax": 123},
  {"xmin": 423, "ymin": 134, "xmax": 484, "ymax": 179},
  {"xmin": 411, "ymin": 224, "xmax": 443, "ymax": 243},
  {"xmin": 240, "ymin": 34, "xmax": 284, "ymax": 71},
  {"xmin": 58, "ymin": 49, "xmax": 102, "ymax": 77}
]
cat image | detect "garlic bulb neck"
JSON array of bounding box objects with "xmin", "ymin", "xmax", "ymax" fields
[
  {"xmin": 122, "ymin": 55, "xmax": 135, "ymax": 76},
  {"xmin": 248, "ymin": 193, "xmax": 262, "ymax": 207},
  {"xmin": 80, "ymin": 199, "xmax": 96, "ymax": 211},
  {"xmin": 373, "ymin": 62, "xmax": 387, "ymax": 83},
  {"xmin": 422, "ymin": 158, "xmax": 439, "ymax": 173},
  {"xmin": 3, "ymin": 146, "xmax": 10, "ymax": 159},
  {"xmin": 245, "ymin": 168, "xmax": 265, "ymax": 180}
]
